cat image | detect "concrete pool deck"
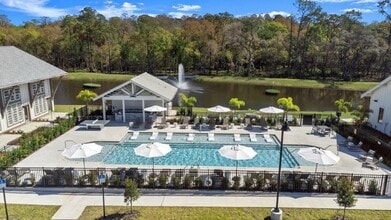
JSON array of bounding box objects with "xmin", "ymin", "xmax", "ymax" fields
[{"xmin": 14, "ymin": 121, "xmax": 391, "ymax": 175}]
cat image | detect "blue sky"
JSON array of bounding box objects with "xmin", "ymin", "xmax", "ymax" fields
[{"xmin": 0, "ymin": 0, "xmax": 386, "ymax": 25}]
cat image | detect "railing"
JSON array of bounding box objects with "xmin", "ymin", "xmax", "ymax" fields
[{"xmin": 1, "ymin": 167, "xmax": 389, "ymax": 196}]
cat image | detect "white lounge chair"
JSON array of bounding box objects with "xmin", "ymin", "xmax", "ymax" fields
[
  {"xmin": 234, "ymin": 134, "xmax": 241, "ymax": 142},
  {"xmin": 264, "ymin": 134, "xmax": 274, "ymax": 143},
  {"xmin": 130, "ymin": 132, "xmax": 139, "ymax": 140},
  {"xmin": 208, "ymin": 133, "xmax": 215, "ymax": 141},
  {"xmin": 187, "ymin": 133, "xmax": 195, "ymax": 141},
  {"xmin": 149, "ymin": 132, "xmax": 158, "ymax": 140},
  {"xmin": 165, "ymin": 132, "xmax": 173, "ymax": 141},
  {"xmin": 249, "ymin": 133, "xmax": 257, "ymax": 142}
]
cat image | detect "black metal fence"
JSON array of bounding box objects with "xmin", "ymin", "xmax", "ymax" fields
[{"xmin": 1, "ymin": 167, "xmax": 389, "ymax": 195}]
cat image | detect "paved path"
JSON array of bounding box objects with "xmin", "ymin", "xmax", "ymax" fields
[{"xmin": 1, "ymin": 188, "xmax": 391, "ymax": 219}]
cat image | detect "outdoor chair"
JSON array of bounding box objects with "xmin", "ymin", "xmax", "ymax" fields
[
  {"xmin": 249, "ymin": 133, "xmax": 257, "ymax": 142},
  {"xmin": 187, "ymin": 133, "xmax": 195, "ymax": 141},
  {"xmin": 263, "ymin": 134, "xmax": 274, "ymax": 143},
  {"xmin": 209, "ymin": 118, "xmax": 216, "ymax": 130},
  {"xmin": 234, "ymin": 134, "xmax": 241, "ymax": 142},
  {"xmin": 165, "ymin": 132, "xmax": 173, "ymax": 141},
  {"xmin": 192, "ymin": 117, "xmax": 200, "ymax": 129},
  {"xmin": 221, "ymin": 117, "xmax": 229, "ymax": 130},
  {"xmin": 208, "ymin": 133, "xmax": 215, "ymax": 141},
  {"xmin": 362, "ymin": 157, "xmax": 383, "ymax": 170},
  {"xmin": 244, "ymin": 118, "xmax": 252, "ymax": 130},
  {"xmin": 180, "ymin": 117, "xmax": 189, "ymax": 129},
  {"xmin": 149, "ymin": 132, "xmax": 159, "ymax": 140},
  {"xmin": 348, "ymin": 141, "xmax": 363, "ymax": 151},
  {"xmin": 130, "ymin": 131, "xmax": 139, "ymax": 140},
  {"xmin": 259, "ymin": 117, "xmax": 268, "ymax": 131}
]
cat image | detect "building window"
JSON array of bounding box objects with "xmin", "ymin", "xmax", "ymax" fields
[
  {"xmin": 33, "ymin": 94, "xmax": 48, "ymax": 116},
  {"xmin": 2, "ymin": 87, "xmax": 21, "ymax": 105},
  {"xmin": 6, "ymin": 102, "xmax": 24, "ymax": 127},
  {"xmin": 378, "ymin": 108, "xmax": 384, "ymax": 123},
  {"xmin": 31, "ymin": 82, "xmax": 45, "ymax": 95}
]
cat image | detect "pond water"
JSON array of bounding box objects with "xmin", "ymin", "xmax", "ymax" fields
[{"xmin": 53, "ymin": 78, "xmax": 366, "ymax": 111}]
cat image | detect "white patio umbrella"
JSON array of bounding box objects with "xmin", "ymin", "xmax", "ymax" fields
[
  {"xmin": 298, "ymin": 147, "xmax": 340, "ymax": 173},
  {"xmin": 207, "ymin": 105, "xmax": 231, "ymax": 113},
  {"xmin": 218, "ymin": 144, "xmax": 257, "ymax": 177},
  {"xmin": 144, "ymin": 105, "xmax": 167, "ymax": 112},
  {"xmin": 134, "ymin": 142, "xmax": 172, "ymax": 173},
  {"xmin": 62, "ymin": 143, "xmax": 103, "ymax": 174},
  {"xmin": 259, "ymin": 106, "xmax": 284, "ymax": 114}
]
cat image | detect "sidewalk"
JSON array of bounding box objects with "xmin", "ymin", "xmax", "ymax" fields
[{"xmin": 1, "ymin": 188, "xmax": 390, "ymax": 219}]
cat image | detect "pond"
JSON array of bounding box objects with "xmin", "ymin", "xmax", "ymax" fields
[{"xmin": 53, "ymin": 78, "xmax": 366, "ymax": 111}]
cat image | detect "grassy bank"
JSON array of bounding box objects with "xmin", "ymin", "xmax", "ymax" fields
[
  {"xmin": 63, "ymin": 72, "xmax": 377, "ymax": 91},
  {"xmin": 63, "ymin": 72, "xmax": 133, "ymax": 81},
  {"xmin": 196, "ymin": 76, "xmax": 377, "ymax": 91},
  {"xmin": 80, "ymin": 206, "xmax": 391, "ymax": 220}
]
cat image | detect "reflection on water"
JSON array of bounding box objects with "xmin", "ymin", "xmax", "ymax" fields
[{"xmin": 54, "ymin": 79, "xmax": 366, "ymax": 111}]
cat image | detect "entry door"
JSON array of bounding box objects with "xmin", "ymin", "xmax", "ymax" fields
[{"xmin": 23, "ymin": 106, "xmax": 30, "ymax": 121}]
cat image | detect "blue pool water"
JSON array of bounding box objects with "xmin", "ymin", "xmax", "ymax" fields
[{"xmin": 96, "ymin": 132, "xmax": 313, "ymax": 168}]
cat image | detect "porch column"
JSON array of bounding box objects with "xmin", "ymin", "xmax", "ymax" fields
[
  {"xmin": 122, "ymin": 99, "xmax": 126, "ymax": 123},
  {"xmin": 142, "ymin": 100, "xmax": 145, "ymax": 123},
  {"xmin": 162, "ymin": 99, "xmax": 165, "ymax": 118},
  {"xmin": 102, "ymin": 97, "xmax": 106, "ymax": 120}
]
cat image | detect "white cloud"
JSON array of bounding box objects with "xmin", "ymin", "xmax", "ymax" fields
[
  {"xmin": 342, "ymin": 8, "xmax": 374, "ymax": 13},
  {"xmin": 98, "ymin": 1, "xmax": 140, "ymax": 18},
  {"xmin": 262, "ymin": 11, "xmax": 291, "ymax": 18},
  {"xmin": 354, "ymin": 0, "xmax": 378, "ymax": 3},
  {"xmin": 0, "ymin": 0, "xmax": 68, "ymax": 18},
  {"xmin": 168, "ymin": 12, "xmax": 191, "ymax": 18},
  {"xmin": 172, "ymin": 4, "xmax": 201, "ymax": 12}
]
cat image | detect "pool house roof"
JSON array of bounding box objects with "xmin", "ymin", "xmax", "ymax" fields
[
  {"xmin": 0, "ymin": 46, "xmax": 67, "ymax": 89},
  {"xmin": 361, "ymin": 75, "xmax": 391, "ymax": 98},
  {"xmin": 93, "ymin": 72, "xmax": 178, "ymax": 102}
]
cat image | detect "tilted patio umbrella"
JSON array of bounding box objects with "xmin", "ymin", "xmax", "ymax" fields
[
  {"xmin": 259, "ymin": 106, "xmax": 284, "ymax": 114},
  {"xmin": 207, "ymin": 105, "xmax": 231, "ymax": 113},
  {"xmin": 134, "ymin": 142, "xmax": 172, "ymax": 173},
  {"xmin": 298, "ymin": 147, "xmax": 340, "ymax": 173},
  {"xmin": 218, "ymin": 144, "xmax": 257, "ymax": 177},
  {"xmin": 62, "ymin": 143, "xmax": 103, "ymax": 174},
  {"xmin": 144, "ymin": 105, "xmax": 167, "ymax": 112}
]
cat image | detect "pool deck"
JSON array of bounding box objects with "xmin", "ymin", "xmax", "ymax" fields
[{"xmin": 14, "ymin": 121, "xmax": 391, "ymax": 175}]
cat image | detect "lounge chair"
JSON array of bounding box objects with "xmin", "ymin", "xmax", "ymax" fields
[
  {"xmin": 180, "ymin": 117, "xmax": 189, "ymax": 129},
  {"xmin": 264, "ymin": 134, "xmax": 274, "ymax": 143},
  {"xmin": 193, "ymin": 117, "xmax": 200, "ymax": 129},
  {"xmin": 221, "ymin": 117, "xmax": 229, "ymax": 130},
  {"xmin": 249, "ymin": 133, "xmax": 257, "ymax": 142},
  {"xmin": 208, "ymin": 133, "xmax": 215, "ymax": 141},
  {"xmin": 149, "ymin": 132, "xmax": 158, "ymax": 140},
  {"xmin": 187, "ymin": 133, "xmax": 195, "ymax": 141},
  {"xmin": 244, "ymin": 118, "xmax": 252, "ymax": 130},
  {"xmin": 362, "ymin": 157, "xmax": 383, "ymax": 170},
  {"xmin": 234, "ymin": 134, "xmax": 241, "ymax": 142},
  {"xmin": 165, "ymin": 132, "xmax": 173, "ymax": 141},
  {"xmin": 130, "ymin": 132, "xmax": 139, "ymax": 140}
]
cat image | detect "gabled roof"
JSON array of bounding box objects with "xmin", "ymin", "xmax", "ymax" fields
[
  {"xmin": 94, "ymin": 72, "xmax": 178, "ymax": 101},
  {"xmin": 0, "ymin": 46, "xmax": 67, "ymax": 89},
  {"xmin": 361, "ymin": 76, "xmax": 391, "ymax": 98}
]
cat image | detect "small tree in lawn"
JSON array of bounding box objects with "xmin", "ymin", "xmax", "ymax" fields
[
  {"xmin": 124, "ymin": 178, "xmax": 140, "ymax": 214},
  {"xmin": 336, "ymin": 177, "xmax": 357, "ymax": 220},
  {"xmin": 334, "ymin": 99, "xmax": 352, "ymax": 122},
  {"xmin": 179, "ymin": 93, "xmax": 197, "ymax": 116},
  {"xmin": 229, "ymin": 98, "xmax": 245, "ymax": 110},
  {"xmin": 76, "ymin": 89, "xmax": 97, "ymax": 116}
]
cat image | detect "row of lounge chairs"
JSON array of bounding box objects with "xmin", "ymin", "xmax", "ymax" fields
[{"xmin": 129, "ymin": 132, "xmax": 274, "ymax": 144}]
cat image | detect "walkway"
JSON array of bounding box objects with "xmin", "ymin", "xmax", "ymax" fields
[{"xmin": 1, "ymin": 188, "xmax": 391, "ymax": 219}]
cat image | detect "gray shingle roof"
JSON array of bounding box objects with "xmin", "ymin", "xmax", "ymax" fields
[
  {"xmin": 0, "ymin": 46, "xmax": 67, "ymax": 89},
  {"xmin": 94, "ymin": 72, "xmax": 178, "ymax": 101}
]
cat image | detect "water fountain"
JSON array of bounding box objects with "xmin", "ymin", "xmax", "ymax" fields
[{"xmin": 177, "ymin": 63, "xmax": 188, "ymax": 90}]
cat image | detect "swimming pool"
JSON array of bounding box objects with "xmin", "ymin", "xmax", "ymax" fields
[{"xmin": 95, "ymin": 132, "xmax": 313, "ymax": 168}]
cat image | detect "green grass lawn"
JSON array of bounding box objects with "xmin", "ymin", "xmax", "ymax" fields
[
  {"xmin": 0, "ymin": 204, "xmax": 60, "ymax": 220},
  {"xmin": 63, "ymin": 72, "xmax": 133, "ymax": 81},
  {"xmin": 80, "ymin": 206, "xmax": 391, "ymax": 220},
  {"xmin": 54, "ymin": 104, "xmax": 84, "ymax": 113},
  {"xmin": 196, "ymin": 76, "xmax": 377, "ymax": 91}
]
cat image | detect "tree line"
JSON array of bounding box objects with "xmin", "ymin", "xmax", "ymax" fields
[{"xmin": 0, "ymin": 0, "xmax": 390, "ymax": 81}]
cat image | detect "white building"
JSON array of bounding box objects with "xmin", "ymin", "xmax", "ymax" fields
[
  {"xmin": 93, "ymin": 72, "xmax": 178, "ymax": 123},
  {"xmin": 0, "ymin": 46, "xmax": 67, "ymax": 133},
  {"xmin": 361, "ymin": 76, "xmax": 391, "ymax": 137}
]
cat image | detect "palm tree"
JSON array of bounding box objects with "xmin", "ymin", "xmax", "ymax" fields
[
  {"xmin": 179, "ymin": 93, "xmax": 197, "ymax": 116},
  {"xmin": 76, "ymin": 89, "xmax": 97, "ymax": 115},
  {"xmin": 351, "ymin": 105, "xmax": 372, "ymax": 126},
  {"xmin": 334, "ymin": 99, "xmax": 352, "ymax": 122},
  {"xmin": 229, "ymin": 97, "xmax": 246, "ymax": 110}
]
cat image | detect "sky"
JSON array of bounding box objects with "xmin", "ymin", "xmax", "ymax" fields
[{"xmin": 0, "ymin": 0, "xmax": 387, "ymax": 25}]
